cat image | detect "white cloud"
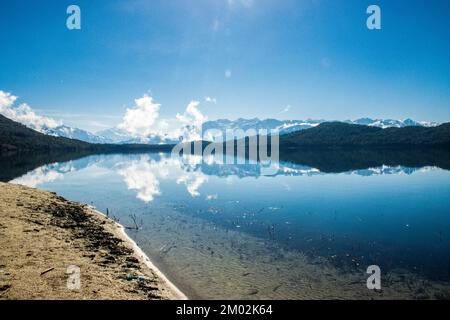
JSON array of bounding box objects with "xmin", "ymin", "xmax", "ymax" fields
[
  {"xmin": 0, "ymin": 90, "xmax": 61, "ymax": 132},
  {"xmin": 118, "ymin": 95, "xmax": 161, "ymax": 137},
  {"xmin": 116, "ymin": 94, "xmax": 208, "ymax": 142},
  {"xmin": 0, "ymin": 90, "xmax": 209, "ymax": 143},
  {"xmin": 205, "ymin": 96, "xmax": 217, "ymax": 104},
  {"xmin": 225, "ymin": 69, "xmax": 232, "ymax": 78},
  {"xmin": 280, "ymin": 105, "xmax": 291, "ymax": 114},
  {"xmin": 0, "ymin": 90, "xmax": 16, "ymax": 108},
  {"xmin": 176, "ymin": 100, "xmax": 208, "ymax": 141}
]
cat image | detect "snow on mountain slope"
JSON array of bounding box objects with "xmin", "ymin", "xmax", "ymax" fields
[
  {"xmin": 44, "ymin": 125, "xmax": 110, "ymax": 144},
  {"xmin": 201, "ymin": 117, "xmax": 438, "ymax": 140}
]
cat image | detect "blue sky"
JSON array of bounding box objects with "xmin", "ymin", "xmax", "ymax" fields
[{"xmin": 1, "ymin": 0, "xmax": 449, "ymax": 132}]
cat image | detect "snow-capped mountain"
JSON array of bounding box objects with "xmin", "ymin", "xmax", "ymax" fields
[
  {"xmin": 95, "ymin": 127, "xmax": 133, "ymax": 143},
  {"xmin": 119, "ymin": 136, "xmax": 179, "ymax": 145},
  {"xmin": 5, "ymin": 111, "xmax": 439, "ymax": 145},
  {"xmin": 198, "ymin": 160, "xmax": 430, "ymax": 178},
  {"xmin": 96, "ymin": 127, "xmax": 179, "ymax": 145},
  {"xmin": 202, "ymin": 117, "xmax": 439, "ymax": 138},
  {"xmin": 347, "ymin": 118, "xmax": 438, "ymax": 128},
  {"xmin": 44, "ymin": 125, "xmax": 110, "ymax": 144},
  {"xmin": 39, "ymin": 118, "xmax": 442, "ymax": 144},
  {"xmin": 202, "ymin": 118, "xmax": 323, "ymax": 137},
  {"xmin": 0, "ymin": 90, "xmax": 111, "ymax": 144},
  {"xmin": 0, "ymin": 90, "xmax": 440, "ymax": 145}
]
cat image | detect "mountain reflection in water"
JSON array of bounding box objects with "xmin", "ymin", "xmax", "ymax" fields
[{"xmin": 3, "ymin": 148, "xmax": 450, "ymax": 299}]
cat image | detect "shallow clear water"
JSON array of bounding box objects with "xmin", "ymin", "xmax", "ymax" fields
[{"xmin": 9, "ymin": 152, "xmax": 450, "ymax": 299}]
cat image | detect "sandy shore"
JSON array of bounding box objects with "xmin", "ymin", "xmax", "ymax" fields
[{"xmin": 0, "ymin": 182, "xmax": 186, "ymax": 300}]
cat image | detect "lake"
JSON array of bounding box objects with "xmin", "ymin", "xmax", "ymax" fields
[{"xmin": 5, "ymin": 149, "xmax": 450, "ymax": 299}]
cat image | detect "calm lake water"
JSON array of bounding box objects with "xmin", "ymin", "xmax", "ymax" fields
[{"xmin": 7, "ymin": 151, "xmax": 450, "ymax": 299}]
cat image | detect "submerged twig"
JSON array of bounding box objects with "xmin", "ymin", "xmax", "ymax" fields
[
  {"xmin": 126, "ymin": 213, "xmax": 143, "ymax": 230},
  {"xmin": 40, "ymin": 267, "xmax": 55, "ymax": 276}
]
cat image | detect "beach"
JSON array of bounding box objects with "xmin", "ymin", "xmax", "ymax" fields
[{"xmin": 0, "ymin": 182, "xmax": 186, "ymax": 300}]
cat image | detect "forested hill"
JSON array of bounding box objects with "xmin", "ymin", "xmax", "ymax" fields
[
  {"xmin": 0, "ymin": 114, "xmax": 174, "ymax": 154},
  {"xmin": 2, "ymin": 113, "xmax": 450, "ymax": 155},
  {"xmin": 280, "ymin": 122, "xmax": 450, "ymax": 148},
  {"xmin": 0, "ymin": 114, "xmax": 93, "ymax": 153}
]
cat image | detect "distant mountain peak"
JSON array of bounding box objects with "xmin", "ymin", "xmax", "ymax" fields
[
  {"xmin": 201, "ymin": 117, "xmax": 439, "ymax": 141},
  {"xmin": 1, "ymin": 107, "xmax": 440, "ymax": 145}
]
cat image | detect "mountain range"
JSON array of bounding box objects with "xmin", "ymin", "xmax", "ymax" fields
[
  {"xmin": 2, "ymin": 110, "xmax": 448, "ymax": 153},
  {"xmin": 203, "ymin": 118, "xmax": 438, "ymax": 137},
  {"xmin": 0, "ymin": 114, "xmax": 92, "ymax": 153},
  {"xmin": 2, "ymin": 112, "xmax": 450, "ymax": 156},
  {"xmin": 96, "ymin": 127, "xmax": 179, "ymax": 145},
  {"xmin": 31, "ymin": 117, "xmax": 440, "ymax": 144},
  {"xmin": 44, "ymin": 125, "xmax": 111, "ymax": 144},
  {"xmin": 0, "ymin": 114, "xmax": 175, "ymax": 154}
]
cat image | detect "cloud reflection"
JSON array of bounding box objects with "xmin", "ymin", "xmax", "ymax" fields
[
  {"xmin": 116, "ymin": 154, "xmax": 208, "ymax": 202},
  {"xmin": 118, "ymin": 160, "xmax": 161, "ymax": 202},
  {"xmin": 9, "ymin": 152, "xmax": 439, "ymax": 204},
  {"xmin": 177, "ymin": 172, "xmax": 208, "ymax": 197},
  {"xmin": 10, "ymin": 162, "xmax": 77, "ymax": 187}
]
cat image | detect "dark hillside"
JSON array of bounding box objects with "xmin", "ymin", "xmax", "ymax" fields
[{"xmin": 280, "ymin": 122, "xmax": 450, "ymax": 148}]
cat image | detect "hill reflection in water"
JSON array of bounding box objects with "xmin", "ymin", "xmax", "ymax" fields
[{"xmin": 4, "ymin": 148, "xmax": 450, "ymax": 299}]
